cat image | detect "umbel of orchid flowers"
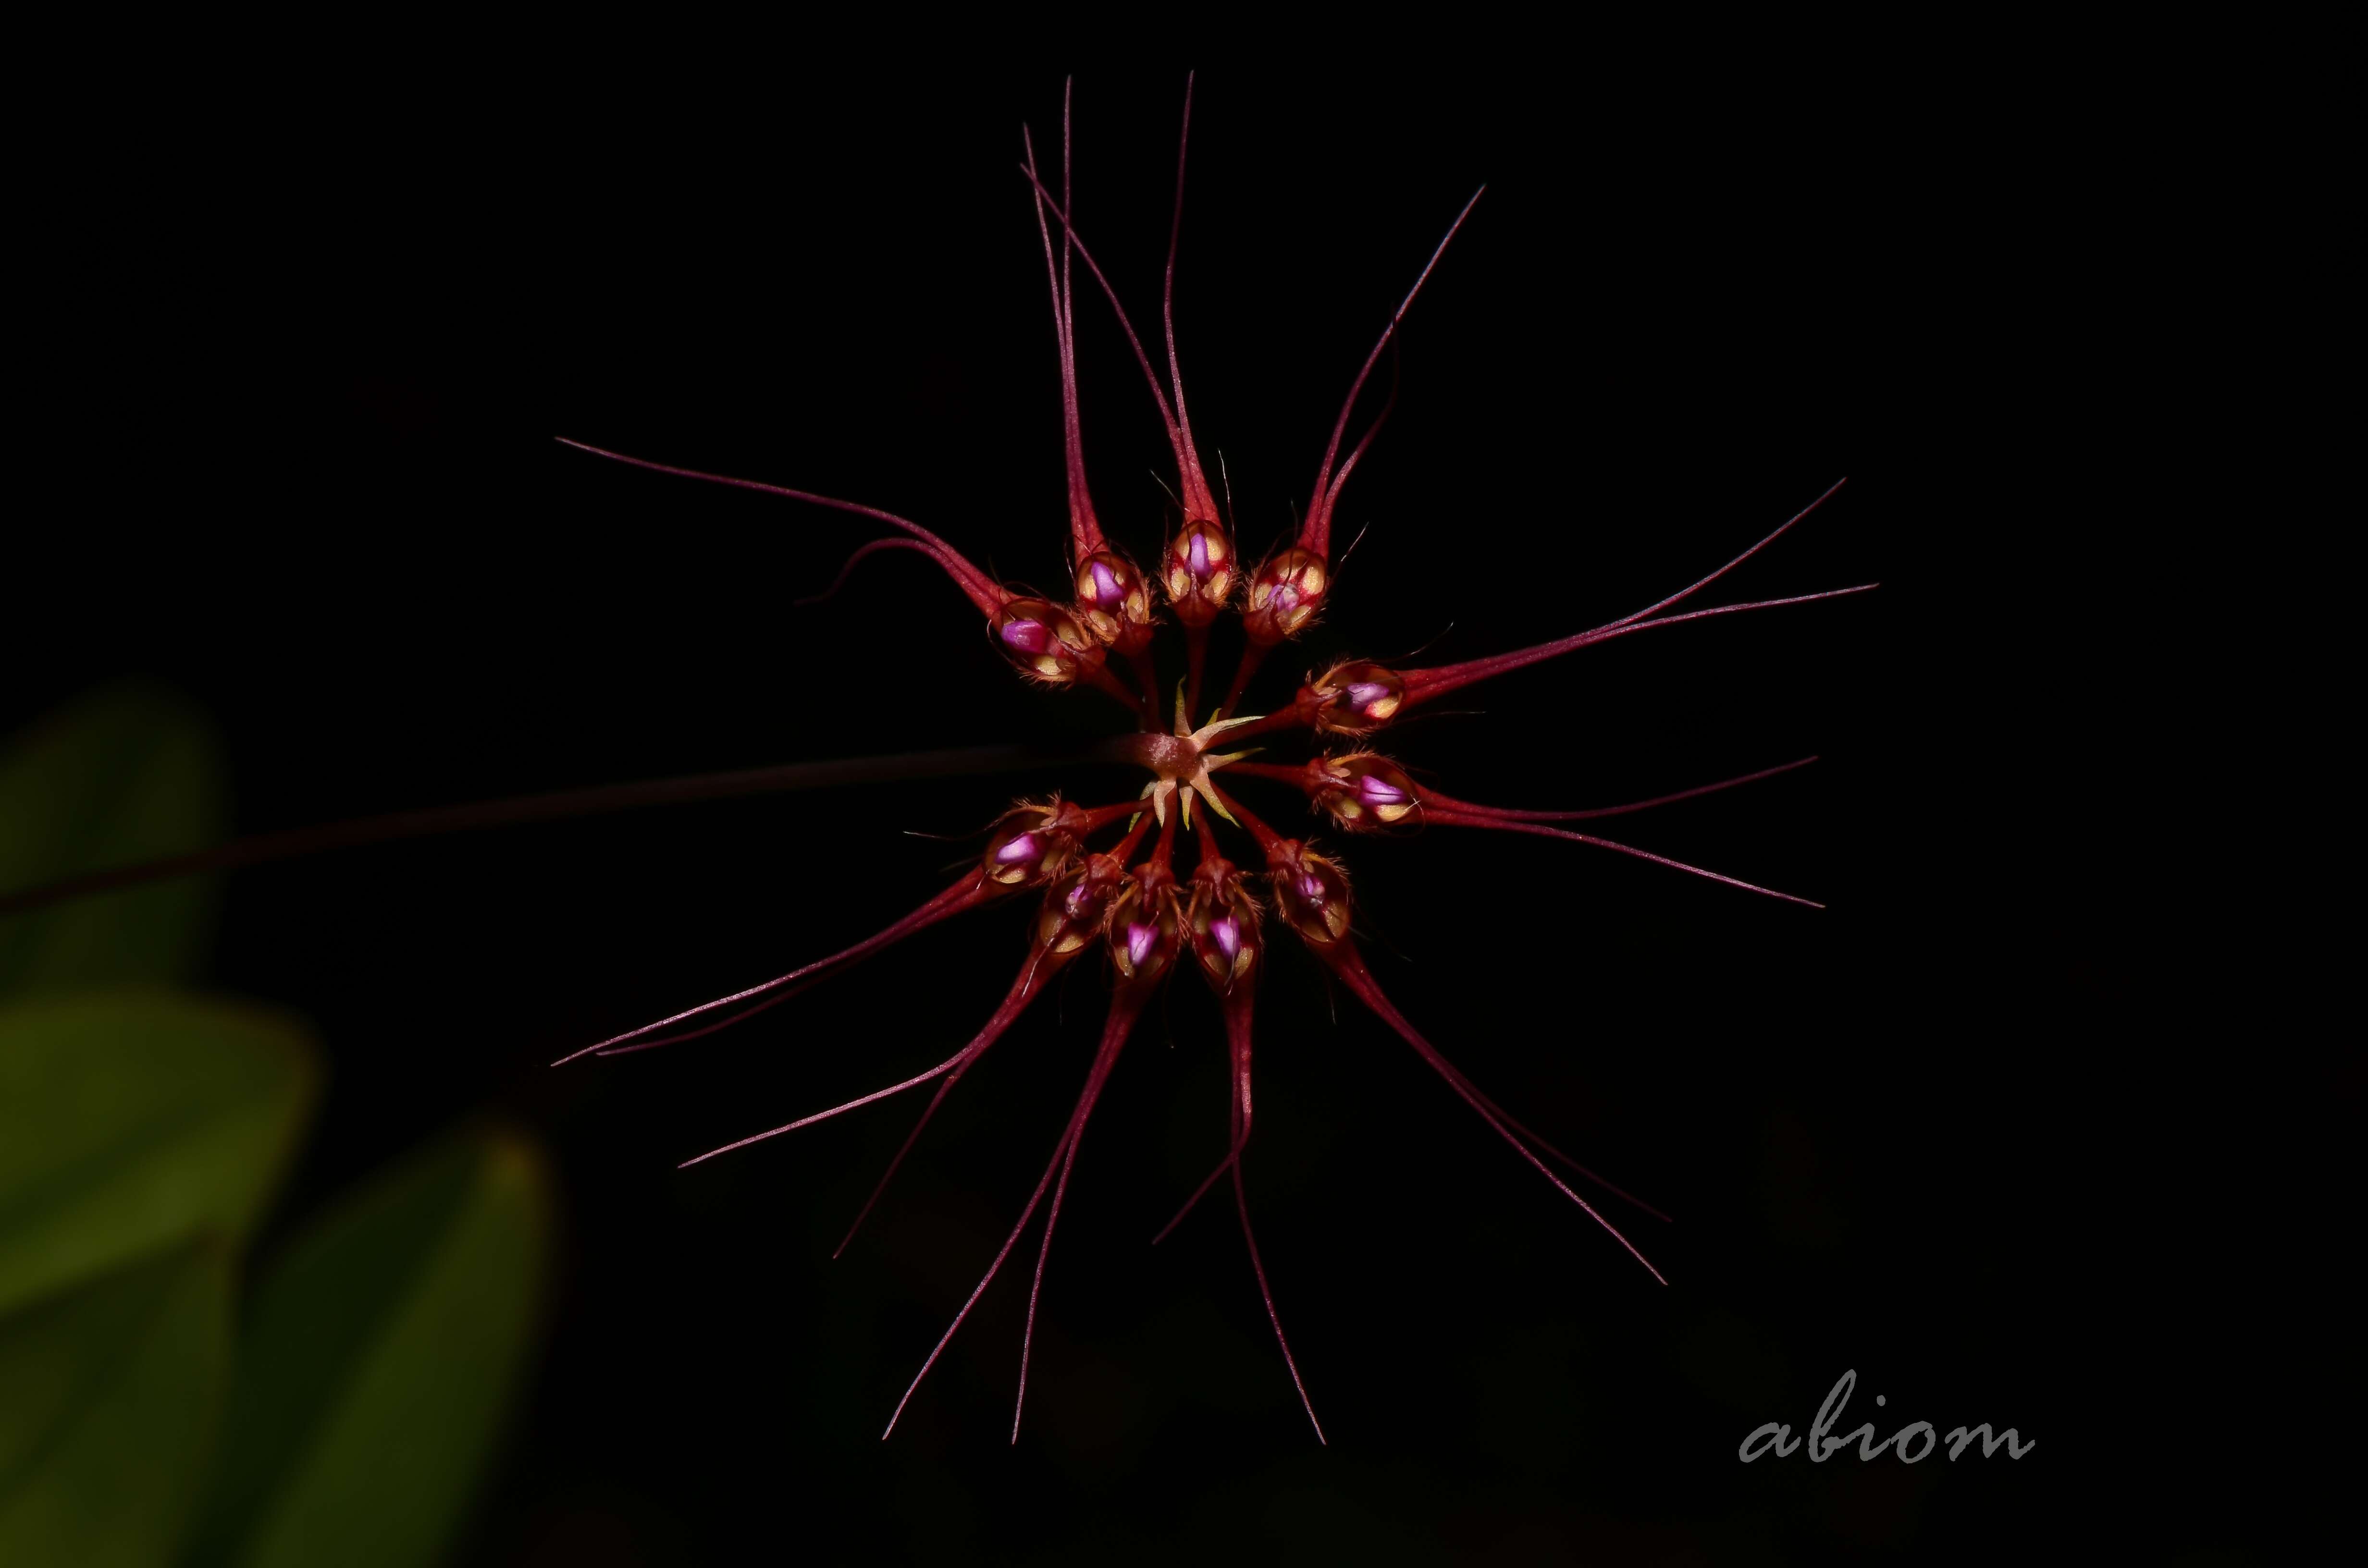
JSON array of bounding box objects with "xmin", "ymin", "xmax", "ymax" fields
[
  {"xmin": 0, "ymin": 80, "xmax": 1869, "ymax": 1446},
  {"xmin": 537, "ymin": 77, "xmax": 1870, "ymax": 1445},
  {"xmin": 2, "ymin": 76, "xmax": 1829, "ymax": 1447}
]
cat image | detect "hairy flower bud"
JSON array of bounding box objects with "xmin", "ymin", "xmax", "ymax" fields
[
  {"xmin": 1304, "ymin": 659, "xmax": 1406, "ymax": 735},
  {"xmin": 1161, "ymin": 519, "xmax": 1236, "ymax": 627},
  {"xmin": 982, "ymin": 799, "xmax": 1094, "ymax": 887},
  {"xmin": 1036, "ymin": 853, "xmax": 1129, "ymax": 958},
  {"xmin": 1306, "ymin": 753, "xmax": 1421, "ymax": 831},
  {"xmin": 1105, "ymin": 862, "xmax": 1183, "ymax": 985},
  {"xmin": 1073, "ymin": 550, "xmax": 1156, "ymax": 654},
  {"xmin": 1266, "ymin": 839, "xmax": 1353, "ymax": 949},
  {"xmin": 1185, "ymin": 857, "xmax": 1263, "ymax": 993},
  {"xmin": 1243, "ymin": 548, "xmax": 1330, "ymax": 644},
  {"xmin": 992, "ymin": 598, "xmax": 1104, "ymax": 686}
]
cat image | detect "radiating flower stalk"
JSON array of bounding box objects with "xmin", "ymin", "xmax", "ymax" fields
[{"xmin": 552, "ymin": 78, "xmax": 1874, "ymax": 1444}]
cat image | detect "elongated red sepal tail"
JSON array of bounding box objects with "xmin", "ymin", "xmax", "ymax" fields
[
  {"xmin": 1012, "ymin": 985, "xmax": 1150, "ymax": 1441},
  {"xmin": 1154, "ymin": 985, "xmax": 1258, "ymax": 1244},
  {"xmin": 1606, "ymin": 478, "xmax": 1849, "ymax": 630},
  {"xmin": 1414, "ymin": 757, "xmax": 1817, "ymax": 824},
  {"xmin": 825, "ymin": 958, "xmax": 1059, "ymax": 1254},
  {"xmin": 1160, "ymin": 72, "xmax": 1222, "ymax": 527},
  {"xmin": 1399, "ymin": 583, "xmax": 1876, "ymax": 710},
  {"xmin": 1420, "ymin": 802, "xmax": 1825, "ymax": 909},
  {"xmin": 555, "ymin": 438, "xmax": 1009, "ymax": 617},
  {"xmin": 555, "ymin": 870, "xmax": 1001, "ymax": 1065},
  {"xmin": 884, "ymin": 982, "xmax": 1145, "ymax": 1441},
  {"xmin": 1023, "ymin": 110, "xmax": 1106, "ymax": 563},
  {"xmin": 1322, "ymin": 943, "xmax": 1670, "ymax": 1285},
  {"xmin": 676, "ymin": 958, "xmax": 1048, "ymax": 1182},
  {"xmin": 1299, "ymin": 189, "xmax": 1484, "ymax": 560},
  {"xmin": 1013, "ymin": 162, "xmax": 1220, "ymax": 525}
]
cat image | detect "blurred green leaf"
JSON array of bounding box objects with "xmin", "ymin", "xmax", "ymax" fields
[
  {"xmin": 0, "ymin": 1239, "xmax": 234, "ymax": 1568},
  {"xmin": 0, "ymin": 683, "xmax": 226, "ymax": 995},
  {"xmin": 0, "ymin": 995, "xmax": 316, "ymax": 1318},
  {"xmin": 184, "ymin": 1129, "xmax": 553, "ymax": 1568}
]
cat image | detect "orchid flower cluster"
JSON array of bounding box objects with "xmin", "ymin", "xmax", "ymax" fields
[{"xmin": 554, "ymin": 80, "xmax": 1868, "ymax": 1443}]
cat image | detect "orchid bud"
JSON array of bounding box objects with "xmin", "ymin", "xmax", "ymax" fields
[
  {"xmin": 992, "ymin": 598, "xmax": 1104, "ymax": 686},
  {"xmin": 1185, "ymin": 857, "xmax": 1263, "ymax": 993},
  {"xmin": 1105, "ymin": 862, "xmax": 1183, "ymax": 986},
  {"xmin": 1073, "ymin": 550, "xmax": 1156, "ymax": 654},
  {"xmin": 1036, "ymin": 853, "xmax": 1128, "ymax": 958},
  {"xmin": 1305, "ymin": 753, "xmax": 1421, "ymax": 831},
  {"xmin": 1266, "ymin": 839, "xmax": 1353, "ymax": 949},
  {"xmin": 982, "ymin": 799, "xmax": 1092, "ymax": 887},
  {"xmin": 1243, "ymin": 548, "xmax": 1329, "ymax": 644},
  {"xmin": 1305, "ymin": 659, "xmax": 1406, "ymax": 735},
  {"xmin": 1161, "ymin": 519, "xmax": 1236, "ymax": 627}
]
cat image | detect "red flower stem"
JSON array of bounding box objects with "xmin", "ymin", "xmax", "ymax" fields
[
  {"xmin": 1209, "ymin": 705, "xmax": 1314, "ymax": 745},
  {"xmin": 1081, "ymin": 800, "xmax": 1146, "ymax": 833},
  {"xmin": 1219, "ymin": 762, "xmax": 1313, "ymax": 791},
  {"xmin": 554, "ymin": 438, "xmax": 1008, "ymax": 617},
  {"xmin": 0, "ymin": 743, "xmax": 1144, "ymax": 920},
  {"xmin": 1151, "ymin": 803, "xmax": 1179, "ymax": 871},
  {"xmin": 1184, "ymin": 624, "xmax": 1211, "ymax": 722},
  {"xmin": 1190, "ymin": 798, "xmax": 1223, "ymax": 865},
  {"xmin": 1081, "ymin": 659, "xmax": 1148, "ymax": 715},
  {"xmin": 1110, "ymin": 812, "xmax": 1156, "ymax": 865},
  {"xmin": 1202, "ymin": 783, "xmax": 1281, "ymax": 854},
  {"xmin": 1323, "ymin": 943, "xmax": 1669, "ymax": 1284},
  {"xmin": 1215, "ymin": 638, "xmax": 1271, "ymax": 721},
  {"xmin": 1126, "ymin": 649, "xmax": 1163, "ymax": 730}
]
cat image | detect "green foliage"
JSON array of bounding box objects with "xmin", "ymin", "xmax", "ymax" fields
[
  {"xmin": 184, "ymin": 1132, "xmax": 553, "ymax": 1568},
  {"xmin": 0, "ymin": 1241, "xmax": 234, "ymax": 1568},
  {"xmin": 0, "ymin": 996, "xmax": 315, "ymax": 1319},
  {"xmin": 0, "ymin": 683, "xmax": 225, "ymax": 992},
  {"xmin": 0, "ymin": 688, "xmax": 556, "ymax": 1568}
]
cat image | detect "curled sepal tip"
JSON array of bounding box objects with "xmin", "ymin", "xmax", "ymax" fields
[{"xmin": 553, "ymin": 437, "xmax": 1009, "ymax": 618}]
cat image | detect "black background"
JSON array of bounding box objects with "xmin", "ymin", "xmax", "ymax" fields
[{"xmin": 11, "ymin": 56, "xmax": 2303, "ymax": 1567}]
